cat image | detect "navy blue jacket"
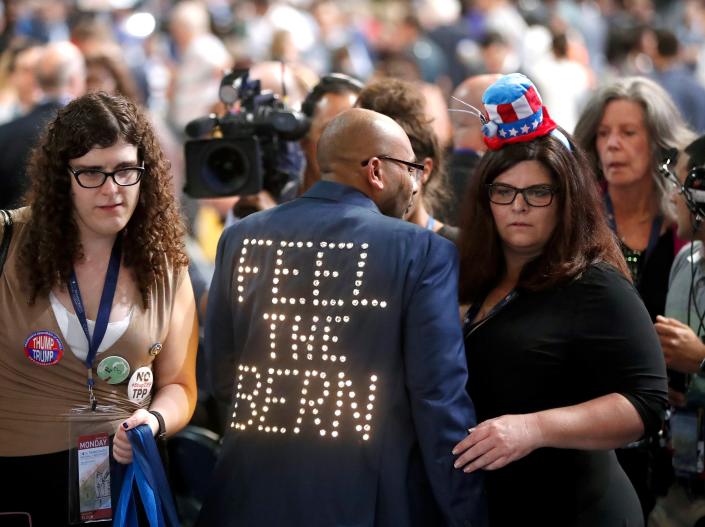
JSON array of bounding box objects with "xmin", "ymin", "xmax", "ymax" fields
[
  {"xmin": 0, "ymin": 100, "xmax": 63, "ymax": 209},
  {"xmin": 198, "ymin": 181, "xmax": 486, "ymax": 527}
]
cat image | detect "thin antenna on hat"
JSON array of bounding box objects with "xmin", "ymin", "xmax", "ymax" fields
[{"xmin": 449, "ymin": 96, "xmax": 488, "ymax": 124}]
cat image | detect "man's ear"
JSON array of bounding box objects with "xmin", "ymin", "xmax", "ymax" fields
[
  {"xmin": 422, "ymin": 157, "xmax": 433, "ymax": 186},
  {"xmin": 366, "ymin": 158, "xmax": 385, "ymax": 191}
]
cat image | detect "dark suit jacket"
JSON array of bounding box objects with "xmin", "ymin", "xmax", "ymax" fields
[
  {"xmin": 0, "ymin": 100, "xmax": 63, "ymax": 209},
  {"xmin": 199, "ymin": 181, "xmax": 486, "ymax": 527}
]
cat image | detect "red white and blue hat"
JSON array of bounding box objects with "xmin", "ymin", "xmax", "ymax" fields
[{"xmin": 481, "ymin": 73, "xmax": 570, "ymax": 151}]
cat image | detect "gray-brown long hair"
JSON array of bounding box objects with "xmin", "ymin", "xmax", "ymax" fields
[{"xmin": 574, "ymin": 76, "xmax": 696, "ymax": 222}]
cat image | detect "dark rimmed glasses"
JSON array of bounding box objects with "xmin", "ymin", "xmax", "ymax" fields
[
  {"xmin": 486, "ymin": 183, "xmax": 558, "ymax": 207},
  {"xmin": 68, "ymin": 163, "xmax": 145, "ymax": 189},
  {"xmin": 361, "ymin": 155, "xmax": 424, "ymax": 183}
]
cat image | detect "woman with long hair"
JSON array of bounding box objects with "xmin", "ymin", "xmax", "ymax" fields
[
  {"xmin": 0, "ymin": 92, "xmax": 198, "ymax": 525},
  {"xmin": 452, "ymin": 74, "xmax": 667, "ymax": 525},
  {"xmin": 574, "ymin": 77, "xmax": 695, "ymax": 321},
  {"xmin": 574, "ymin": 76, "xmax": 697, "ymax": 518}
]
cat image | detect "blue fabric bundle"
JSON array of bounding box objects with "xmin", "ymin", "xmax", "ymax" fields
[{"xmin": 114, "ymin": 424, "xmax": 179, "ymax": 527}]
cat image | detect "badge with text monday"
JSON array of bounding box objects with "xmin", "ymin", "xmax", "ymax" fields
[{"xmin": 24, "ymin": 331, "xmax": 64, "ymax": 365}]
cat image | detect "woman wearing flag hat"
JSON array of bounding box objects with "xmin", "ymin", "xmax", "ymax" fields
[{"xmin": 452, "ymin": 73, "xmax": 668, "ymax": 526}]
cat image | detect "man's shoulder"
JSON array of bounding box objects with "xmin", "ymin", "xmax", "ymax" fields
[
  {"xmin": 221, "ymin": 199, "xmax": 454, "ymax": 257},
  {"xmin": 672, "ymin": 241, "xmax": 704, "ymax": 276},
  {"xmin": 0, "ymin": 102, "xmax": 59, "ymax": 138}
]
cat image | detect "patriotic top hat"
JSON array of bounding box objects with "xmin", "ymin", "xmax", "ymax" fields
[{"xmin": 481, "ymin": 73, "xmax": 567, "ymax": 151}]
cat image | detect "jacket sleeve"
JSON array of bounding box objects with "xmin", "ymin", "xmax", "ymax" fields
[{"xmin": 403, "ymin": 233, "xmax": 487, "ymax": 527}]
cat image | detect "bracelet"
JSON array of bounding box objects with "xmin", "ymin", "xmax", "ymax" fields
[{"xmin": 148, "ymin": 409, "xmax": 166, "ymax": 440}]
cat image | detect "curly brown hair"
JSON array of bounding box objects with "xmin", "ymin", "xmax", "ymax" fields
[
  {"xmin": 356, "ymin": 78, "xmax": 451, "ymax": 217},
  {"xmin": 19, "ymin": 92, "xmax": 188, "ymax": 306},
  {"xmin": 458, "ymin": 132, "xmax": 629, "ymax": 304}
]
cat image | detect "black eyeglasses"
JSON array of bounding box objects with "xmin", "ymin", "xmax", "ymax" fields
[
  {"xmin": 486, "ymin": 183, "xmax": 558, "ymax": 207},
  {"xmin": 68, "ymin": 164, "xmax": 144, "ymax": 189},
  {"xmin": 361, "ymin": 155, "xmax": 424, "ymax": 182}
]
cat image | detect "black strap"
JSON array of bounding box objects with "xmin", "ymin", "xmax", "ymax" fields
[
  {"xmin": 0, "ymin": 210, "xmax": 13, "ymax": 276},
  {"xmin": 148, "ymin": 409, "xmax": 167, "ymax": 440}
]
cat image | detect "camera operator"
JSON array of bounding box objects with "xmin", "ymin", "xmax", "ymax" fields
[
  {"xmin": 184, "ymin": 65, "xmax": 310, "ymax": 223},
  {"xmin": 652, "ymin": 136, "xmax": 705, "ymax": 525},
  {"xmin": 299, "ymin": 73, "xmax": 364, "ymax": 194},
  {"xmin": 229, "ymin": 61, "xmax": 318, "ymax": 213}
]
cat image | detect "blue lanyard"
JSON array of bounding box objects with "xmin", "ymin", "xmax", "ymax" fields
[
  {"xmin": 426, "ymin": 216, "xmax": 436, "ymax": 231},
  {"xmin": 604, "ymin": 193, "xmax": 663, "ymax": 263},
  {"xmin": 67, "ymin": 238, "xmax": 122, "ymax": 410}
]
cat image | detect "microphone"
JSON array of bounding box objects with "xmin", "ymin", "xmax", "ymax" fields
[{"xmin": 185, "ymin": 114, "xmax": 219, "ymax": 139}]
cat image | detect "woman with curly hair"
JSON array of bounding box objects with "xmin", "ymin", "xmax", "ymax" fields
[{"xmin": 0, "ymin": 92, "xmax": 198, "ymax": 525}]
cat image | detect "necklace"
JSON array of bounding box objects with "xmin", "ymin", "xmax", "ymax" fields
[{"xmin": 620, "ymin": 241, "xmax": 642, "ymax": 284}]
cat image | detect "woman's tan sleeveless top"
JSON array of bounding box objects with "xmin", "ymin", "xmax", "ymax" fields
[{"xmin": 0, "ymin": 208, "xmax": 184, "ymax": 455}]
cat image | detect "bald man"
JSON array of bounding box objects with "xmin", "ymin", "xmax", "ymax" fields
[
  {"xmin": 200, "ymin": 108, "xmax": 486, "ymax": 527},
  {"xmin": 443, "ymin": 74, "xmax": 501, "ymax": 224},
  {"xmin": 0, "ymin": 41, "xmax": 85, "ymax": 208}
]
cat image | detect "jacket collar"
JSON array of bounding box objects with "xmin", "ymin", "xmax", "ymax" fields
[{"xmin": 302, "ymin": 181, "xmax": 380, "ymax": 215}]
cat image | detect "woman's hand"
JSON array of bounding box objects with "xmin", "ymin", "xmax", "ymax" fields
[
  {"xmin": 452, "ymin": 414, "xmax": 544, "ymax": 473},
  {"xmin": 112, "ymin": 408, "xmax": 159, "ymax": 464}
]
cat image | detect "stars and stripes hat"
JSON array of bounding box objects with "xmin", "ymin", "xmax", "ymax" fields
[{"xmin": 481, "ymin": 73, "xmax": 570, "ymax": 151}]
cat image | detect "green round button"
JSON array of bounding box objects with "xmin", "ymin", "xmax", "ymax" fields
[{"xmin": 96, "ymin": 356, "xmax": 131, "ymax": 385}]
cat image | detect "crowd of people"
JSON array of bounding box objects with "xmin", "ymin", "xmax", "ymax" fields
[{"xmin": 2, "ymin": 1, "xmax": 705, "ymax": 526}]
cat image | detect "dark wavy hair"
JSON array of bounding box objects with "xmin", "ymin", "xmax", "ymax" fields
[
  {"xmin": 458, "ymin": 132, "xmax": 629, "ymax": 304},
  {"xmin": 19, "ymin": 92, "xmax": 188, "ymax": 306},
  {"xmin": 356, "ymin": 78, "xmax": 450, "ymax": 216}
]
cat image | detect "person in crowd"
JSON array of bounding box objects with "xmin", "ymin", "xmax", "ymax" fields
[
  {"xmin": 85, "ymin": 47, "xmax": 143, "ymax": 105},
  {"xmin": 369, "ymin": 54, "xmax": 453, "ymax": 149},
  {"xmin": 0, "ymin": 92, "xmax": 198, "ymax": 526},
  {"xmin": 574, "ymin": 76, "xmax": 695, "ymax": 322},
  {"xmin": 356, "ymin": 78, "xmax": 458, "ymax": 242},
  {"xmin": 528, "ymin": 31, "xmax": 592, "ymax": 134},
  {"xmin": 445, "ymin": 73, "xmax": 501, "ymax": 225},
  {"xmin": 452, "ymin": 73, "xmax": 668, "ymax": 526},
  {"xmin": 0, "ymin": 39, "xmax": 43, "ymax": 124},
  {"xmin": 198, "ymin": 108, "xmax": 486, "ymax": 526},
  {"xmin": 651, "ymin": 136, "xmax": 705, "ymax": 526},
  {"xmin": 167, "ymin": 0, "xmax": 231, "ymax": 136},
  {"xmin": 478, "ymin": 31, "xmax": 514, "ymax": 75},
  {"xmin": 299, "ymin": 72, "xmax": 363, "ymax": 194},
  {"xmin": 574, "ymin": 76, "xmax": 696, "ymax": 517},
  {"xmin": 649, "ymin": 28, "xmax": 705, "ymax": 134},
  {"xmin": 0, "ymin": 40, "xmax": 85, "ymax": 210}
]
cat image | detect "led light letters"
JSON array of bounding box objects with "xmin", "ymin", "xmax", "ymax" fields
[{"xmin": 231, "ymin": 239, "xmax": 384, "ymax": 441}]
